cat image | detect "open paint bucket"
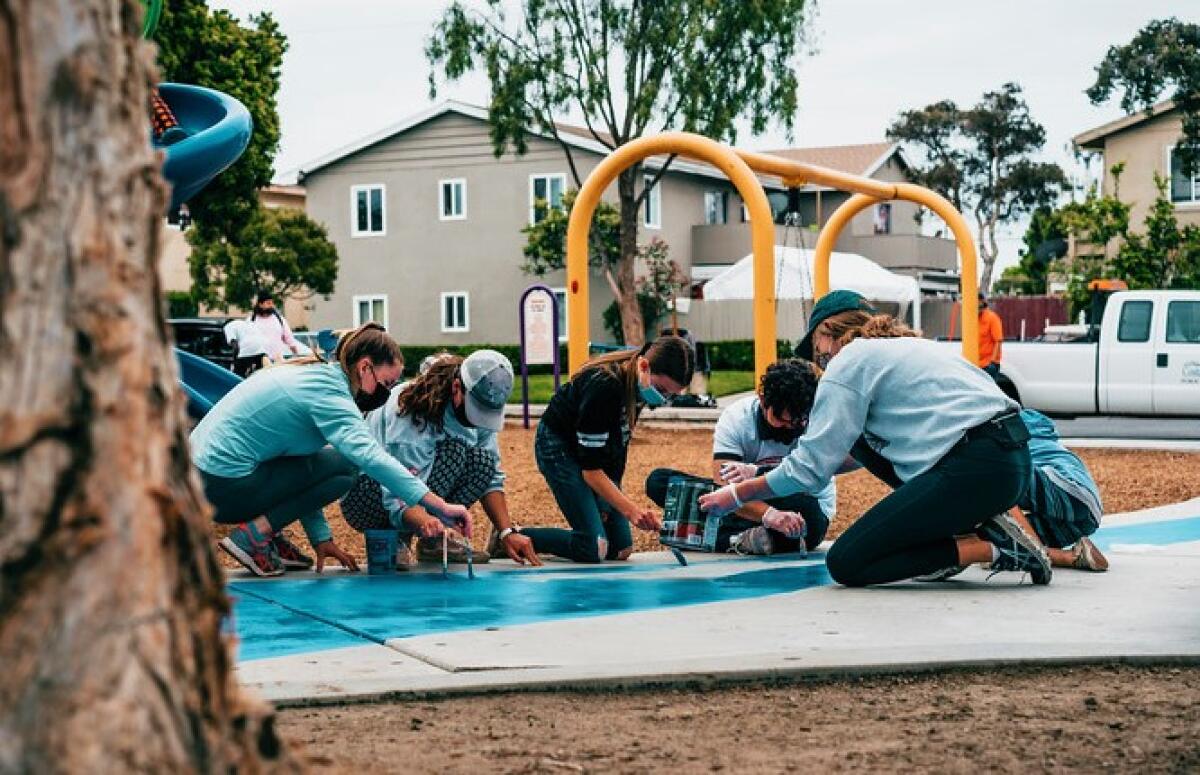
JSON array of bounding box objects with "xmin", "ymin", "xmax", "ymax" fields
[{"xmin": 365, "ymin": 529, "xmax": 398, "ymax": 574}]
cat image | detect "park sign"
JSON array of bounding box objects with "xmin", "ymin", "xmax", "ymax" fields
[{"xmin": 518, "ymin": 284, "xmax": 561, "ymax": 428}]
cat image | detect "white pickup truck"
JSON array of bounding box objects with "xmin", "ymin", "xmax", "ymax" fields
[{"xmin": 968, "ymin": 290, "xmax": 1200, "ymax": 416}]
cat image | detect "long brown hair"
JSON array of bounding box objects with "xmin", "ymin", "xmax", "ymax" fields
[
  {"xmin": 394, "ymin": 355, "xmax": 462, "ymax": 431},
  {"xmin": 334, "ymin": 322, "xmax": 405, "ymax": 393},
  {"xmin": 580, "ymin": 335, "xmax": 694, "ymax": 429},
  {"xmin": 819, "ymin": 310, "xmax": 921, "ymax": 349}
]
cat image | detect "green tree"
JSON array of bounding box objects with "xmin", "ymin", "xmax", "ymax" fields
[
  {"xmin": 887, "ymin": 83, "xmax": 1067, "ymax": 288},
  {"xmin": 1087, "ymin": 18, "xmax": 1200, "ymax": 175},
  {"xmin": 188, "ymin": 207, "xmax": 339, "ymax": 310},
  {"xmin": 999, "ymin": 206, "xmax": 1067, "ymax": 294},
  {"xmin": 522, "ymin": 190, "xmax": 622, "ymax": 295},
  {"xmin": 428, "ymin": 0, "xmax": 814, "ymax": 345},
  {"xmin": 1113, "ymin": 174, "xmax": 1200, "ymax": 290},
  {"xmin": 155, "ymin": 0, "xmax": 287, "ymax": 239}
]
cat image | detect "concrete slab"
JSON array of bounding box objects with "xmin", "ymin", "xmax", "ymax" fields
[{"xmin": 233, "ymin": 505, "xmax": 1200, "ymax": 705}]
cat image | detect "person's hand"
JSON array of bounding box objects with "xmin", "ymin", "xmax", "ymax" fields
[
  {"xmin": 762, "ymin": 507, "xmax": 806, "ymax": 539},
  {"xmin": 625, "ymin": 507, "xmax": 661, "ymax": 532},
  {"xmin": 422, "ymin": 494, "xmax": 473, "ymax": 538},
  {"xmin": 719, "ymin": 461, "xmax": 757, "ymax": 484},
  {"xmin": 502, "ymin": 533, "xmax": 543, "ymax": 566},
  {"xmin": 314, "ymin": 540, "xmax": 360, "ymax": 573},
  {"xmin": 416, "ymin": 514, "xmax": 446, "ymax": 539},
  {"xmin": 698, "ymin": 485, "xmax": 739, "ymax": 517}
]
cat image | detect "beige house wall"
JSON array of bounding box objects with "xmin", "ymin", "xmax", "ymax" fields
[{"xmin": 1098, "ymin": 112, "xmax": 1200, "ymax": 230}]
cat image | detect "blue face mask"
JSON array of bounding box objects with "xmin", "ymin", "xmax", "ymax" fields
[{"xmin": 639, "ymin": 382, "xmax": 667, "ymax": 407}]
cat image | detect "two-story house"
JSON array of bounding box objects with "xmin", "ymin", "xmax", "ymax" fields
[{"xmin": 299, "ymin": 100, "xmax": 956, "ymax": 344}]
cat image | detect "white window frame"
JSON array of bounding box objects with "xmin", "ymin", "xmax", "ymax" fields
[
  {"xmin": 529, "ymin": 172, "xmax": 568, "ymax": 225},
  {"xmin": 643, "ymin": 173, "xmax": 661, "ymax": 229},
  {"xmin": 438, "ymin": 178, "xmax": 467, "ymax": 221},
  {"xmin": 550, "ymin": 286, "xmax": 569, "ymax": 342},
  {"xmin": 1166, "ymin": 144, "xmax": 1200, "ymax": 208},
  {"xmin": 350, "ymin": 184, "xmax": 386, "ymax": 237},
  {"xmin": 351, "ymin": 294, "xmax": 389, "ymax": 330},
  {"xmin": 440, "ymin": 291, "xmax": 470, "ymax": 333},
  {"xmin": 704, "ymin": 190, "xmax": 728, "ymax": 225}
]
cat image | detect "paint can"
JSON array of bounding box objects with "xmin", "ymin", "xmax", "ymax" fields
[{"xmin": 365, "ymin": 529, "xmax": 398, "ymax": 574}]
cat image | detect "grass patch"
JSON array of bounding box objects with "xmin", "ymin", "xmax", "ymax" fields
[{"xmin": 513, "ymin": 370, "xmax": 754, "ymax": 404}]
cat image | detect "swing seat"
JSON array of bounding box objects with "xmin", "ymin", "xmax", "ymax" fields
[{"xmin": 155, "ymin": 83, "xmax": 253, "ymax": 210}]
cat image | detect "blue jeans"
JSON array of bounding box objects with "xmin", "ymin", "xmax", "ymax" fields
[{"xmin": 522, "ymin": 423, "xmax": 632, "ymax": 563}]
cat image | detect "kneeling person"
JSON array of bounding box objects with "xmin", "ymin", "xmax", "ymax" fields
[
  {"xmin": 339, "ymin": 350, "xmax": 542, "ymax": 568},
  {"xmin": 646, "ymin": 359, "xmax": 834, "ymax": 555}
]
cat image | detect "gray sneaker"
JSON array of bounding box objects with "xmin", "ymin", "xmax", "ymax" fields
[
  {"xmin": 729, "ymin": 526, "xmax": 775, "ymax": 556},
  {"xmin": 979, "ymin": 512, "xmax": 1052, "ymax": 585},
  {"xmin": 914, "ymin": 565, "xmax": 968, "ymax": 582}
]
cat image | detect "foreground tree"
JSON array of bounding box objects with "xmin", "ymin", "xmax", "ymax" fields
[
  {"xmin": 1087, "ymin": 18, "xmax": 1200, "ymax": 175},
  {"xmin": 887, "ymin": 83, "xmax": 1067, "ymax": 289},
  {"xmin": 0, "ymin": 1, "xmax": 295, "ymax": 770},
  {"xmin": 428, "ymin": 0, "xmax": 814, "ymax": 344}
]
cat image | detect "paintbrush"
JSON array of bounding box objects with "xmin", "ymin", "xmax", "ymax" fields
[
  {"xmin": 441, "ymin": 530, "xmax": 448, "ymax": 578},
  {"xmin": 465, "ymin": 536, "xmax": 476, "ymax": 580}
]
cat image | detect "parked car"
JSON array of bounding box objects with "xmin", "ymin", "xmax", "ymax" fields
[
  {"xmin": 170, "ymin": 317, "xmax": 234, "ymax": 370},
  {"xmin": 944, "ymin": 290, "xmax": 1200, "ymax": 416}
]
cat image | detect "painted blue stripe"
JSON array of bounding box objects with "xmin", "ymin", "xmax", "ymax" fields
[{"xmin": 1090, "ymin": 515, "xmax": 1200, "ymax": 551}]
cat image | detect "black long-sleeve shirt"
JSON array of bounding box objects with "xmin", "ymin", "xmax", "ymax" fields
[{"xmin": 541, "ymin": 367, "xmax": 632, "ymax": 481}]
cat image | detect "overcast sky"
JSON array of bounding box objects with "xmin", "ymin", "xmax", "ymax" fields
[{"xmin": 208, "ymin": 0, "xmax": 1197, "ymax": 276}]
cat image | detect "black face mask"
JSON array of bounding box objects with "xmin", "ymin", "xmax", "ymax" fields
[
  {"xmin": 757, "ymin": 406, "xmax": 803, "ymax": 445},
  {"xmin": 354, "ymin": 382, "xmax": 391, "ymax": 413}
]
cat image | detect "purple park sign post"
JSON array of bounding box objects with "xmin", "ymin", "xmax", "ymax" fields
[{"xmin": 518, "ymin": 284, "xmax": 561, "ymax": 429}]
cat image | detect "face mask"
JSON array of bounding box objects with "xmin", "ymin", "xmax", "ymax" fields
[
  {"xmin": 354, "ymin": 382, "xmax": 391, "ymax": 413},
  {"xmin": 452, "ymin": 399, "xmax": 472, "ymax": 427},
  {"xmin": 814, "ymin": 351, "xmax": 832, "ymax": 370},
  {"xmin": 639, "ymin": 382, "xmax": 667, "ymax": 407},
  {"xmin": 757, "ymin": 407, "xmax": 802, "ymax": 444}
]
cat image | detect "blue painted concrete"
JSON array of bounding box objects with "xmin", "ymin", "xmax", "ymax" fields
[
  {"xmin": 1089, "ymin": 516, "xmax": 1200, "ymax": 552},
  {"xmin": 231, "ymin": 557, "xmax": 831, "ymax": 662},
  {"xmin": 230, "ymin": 515, "xmax": 1200, "ymax": 663}
]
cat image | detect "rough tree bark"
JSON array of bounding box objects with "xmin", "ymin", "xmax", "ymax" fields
[
  {"xmin": 0, "ymin": 1, "xmax": 297, "ymax": 771},
  {"xmin": 615, "ymin": 166, "xmax": 645, "ymax": 345}
]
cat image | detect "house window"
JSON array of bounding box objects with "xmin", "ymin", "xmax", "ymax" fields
[
  {"xmin": 441, "ymin": 291, "xmax": 469, "ymax": 332},
  {"xmin": 551, "ymin": 287, "xmax": 568, "ymax": 342},
  {"xmin": 530, "ymin": 173, "xmax": 567, "ymax": 224},
  {"xmin": 873, "ymin": 203, "xmax": 892, "ymax": 234},
  {"xmin": 351, "ymin": 185, "xmax": 385, "ymax": 236},
  {"xmin": 439, "ymin": 179, "xmax": 466, "ymax": 220},
  {"xmin": 643, "ymin": 174, "xmax": 661, "ymax": 229},
  {"xmin": 1117, "ymin": 300, "xmax": 1152, "ymax": 343},
  {"xmin": 1169, "ymin": 147, "xmax": 1200, "ymax": 204},
  {"xmin": 704, "ymin": 191, "xmax": 727, "ymax": 225},
  {"xmin": 353, "ymin": 294, "xmax": 388, "ymax": 329}
]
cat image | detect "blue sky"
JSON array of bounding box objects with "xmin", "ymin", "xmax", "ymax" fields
[{"xmin": 208, "ymin": 0, "xmax": 1198, "ymax": 275}]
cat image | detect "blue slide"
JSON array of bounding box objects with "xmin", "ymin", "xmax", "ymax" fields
[
  {"xmin": 176, "ymin": 347, "xmax": 240, "ymax": 421},
  {"xmin": 156, "ymin": 83, "xmax": 253, "ymax": 210}
]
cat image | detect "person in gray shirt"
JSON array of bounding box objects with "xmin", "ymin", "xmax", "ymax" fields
[{"xmin": 700, "ymin": 291, "xmax": 1053, "ymax": 587}]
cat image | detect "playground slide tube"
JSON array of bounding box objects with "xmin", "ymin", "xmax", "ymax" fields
[
  {"xmin": 812, "ymin": 184, "xmax": 980, "ymax": 364},
  {"xmin": 566, "ymin": 132, "xmax": 777, "ymax": 380}
]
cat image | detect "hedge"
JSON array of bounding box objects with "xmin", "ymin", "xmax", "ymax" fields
[{"xmin": 393, "ymin": 339, "xmax": 797, "ymax": 374}]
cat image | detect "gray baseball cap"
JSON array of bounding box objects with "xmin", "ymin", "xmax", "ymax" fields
[{"xmin": 461, "ymin": 350, "xmax": 514, "ymax": 431}]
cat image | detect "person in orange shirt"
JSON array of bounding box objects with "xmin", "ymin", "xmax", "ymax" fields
[{"xmin": 977, "ymin": 292, "xmax": 1003, "ymax": 380}]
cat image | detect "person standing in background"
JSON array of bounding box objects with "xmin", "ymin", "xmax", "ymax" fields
[
  {"xmin": 249, "ymin": 290, "xmax": 301, "ymax": 363},
  {"xmin": 223, "ymin": 317, "xmax": 269, "ymax": 378},
  {"xmin": 977, "ymin": 292, "xmax": 1004, "ymax": 380}
]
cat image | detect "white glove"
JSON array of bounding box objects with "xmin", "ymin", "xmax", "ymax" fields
[
  {"xmin": 719, "ymin": 461, "xmax": 758, "ymax": 484},
  {"xmin": 698, "ymin": 485, "xmax": 740, "ymax": 517},
  {"xmin": 762, "ymin": 507, "xmax": 806, "ymax": 539}
]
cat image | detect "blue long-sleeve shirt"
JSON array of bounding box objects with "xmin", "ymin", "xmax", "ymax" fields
[
  {"xmin": 190, "ymin": 363, "xmax": 430, "ymax": 543},
  {"xmin": 1021, "ymin": 409, "xmax": 1103, "ymax": 520},
  {"xmin": 765, "ymin": 337, "xmax": 1017, "ymax": 497}
]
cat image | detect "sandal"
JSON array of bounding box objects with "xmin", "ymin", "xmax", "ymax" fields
[{"xmin": 1069, "ymin": 536, "xmax": 1109, "ymax": 572}]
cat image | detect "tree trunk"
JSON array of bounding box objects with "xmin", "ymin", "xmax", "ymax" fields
[
  {"xmin": 977, "ymin": 218, "xmax": 998, "ymax": 291},
  {"xmin": 616, "ymin": 167, "xmax": 645, "ymax": 345},
  {"xmin": 0, "ymin": 2, "xmax": 297, "ymax": 771}
]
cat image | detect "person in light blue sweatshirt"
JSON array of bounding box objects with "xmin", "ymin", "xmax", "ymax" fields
[
  {"xmin": 699, "ymin": 291, "xmax": 1054, "ymax": 587},
  {"xmin": 190, "ymin": 323, "xmax": 470, "ymax": 577},
  {"xmin": 339, "ymin": 350, "xmax": 543, "ymax": 568}
]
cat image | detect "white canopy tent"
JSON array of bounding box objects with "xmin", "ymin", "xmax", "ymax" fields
[{"xmin": 700, "ymin": 246, "xmax": 922, "ymax": 330}]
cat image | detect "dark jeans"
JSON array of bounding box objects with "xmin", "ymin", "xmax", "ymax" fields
[
  {"xmin": 1021, "ymin": 467, "xmax": 1099, "ymax": 549},
  {"xmin": 523, "ymin": 423, "xmax": 632, "ymax": 563},
  {"xmin": 232, "ymin": 354, "xmax": 265, "ymax": 378},
  {"xmin": 645, "ymin": 468, "xmax": 829, "ymax": 552},
  {"xmin": 825, "ymin": 432, "xmax": 1031, "ymax": 587},
  {"xmin": 200, "ymin": 448, "xmax": 357, "ymax": 535}
]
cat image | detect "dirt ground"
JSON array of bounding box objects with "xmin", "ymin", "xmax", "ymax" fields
[
  {"xmin": 277, "ymin": 664, "xmax": 1200, "ymax": 773},
  {"xmin": 213, "ymin": 426, "xmax": 1200, "ymax": 566}
]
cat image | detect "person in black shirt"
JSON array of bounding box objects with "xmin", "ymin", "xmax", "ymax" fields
[{"xmin": 525, "ymin": 336, "xmax": 694, "ymax": 562}]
